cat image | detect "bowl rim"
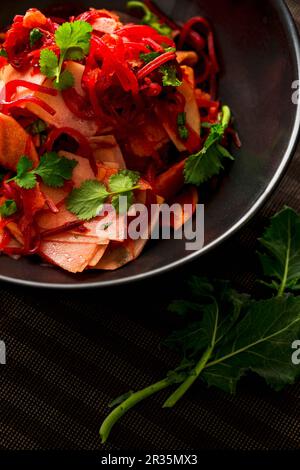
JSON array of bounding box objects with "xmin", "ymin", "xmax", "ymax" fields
[{"xmin": 1, "ymin": 0, "xmax": 300, "ymax": 290}]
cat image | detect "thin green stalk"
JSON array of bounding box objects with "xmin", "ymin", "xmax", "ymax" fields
[
  {"xmin": 277, "ymin": 216, "xmax": 291, "ymax": 297},
  {"xmin": 162, "ymin": 346, "xmax": 213, "ymax": 408},
  {"xmin": 127, "ymin": 1, "xmax": 152, "ymax": 22},
  {"xmin": 163, "ymin": 302, "xmax": 218, "ymax": 408},
  {"xmin": 100, "ymin": 378, "xmax": 174, "ymax": 444},
  {"xmin": 110, "ymin": 186, "xmax": 140, "ymax": 196},
  {"xmin": 221, "ymin": 105, "xmax": 231, "ymax": 128},
  {"xmin": 54, "ymin": 54, "xmax": 65, "ymax": 87}
]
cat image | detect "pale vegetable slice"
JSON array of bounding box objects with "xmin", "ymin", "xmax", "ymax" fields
[
  {"xmin": 0, "ymin": 113, "xmax": 38, "ymax": 171},
  {"xmin": 93, "ymin": 17, "xmax": 121, "ymax": 34},
  {"xmin": 82, "ymin": 209, "xmax": 127, "ymax": 243},
  {"xmin": 39, "ymin": 240, "xmax": 99, "ymax": 273},
  {"xmin": 43, "ymin": 232, "xmax": 101, "ymax": 245},
  {"xmin": 37, "ymin": 205, "xmax": 78, "ymax": 232},
  {"xmin": 40, "ymin": 184, "xmax": 69, "ymax": 205},
  {"xmin": 93, "ymin": 243, "xmax": 134, "ymax": 271},
  {"xmin": 88, "ymin": 243, "xmax": 109, "ymax": 267},
  {"xmin": 89, "ymin": 135, "xmax": 126, "ymax": 169},
  {"xmin": 94, "ymin": 199, "xmax": 161, "ymax": 270},
  {"xmin": 0, "ymin": 64, "xmax": 45, "ymax": 89},
  {"xmin": 26, "ymin": 83, "xmax": 98, "ymax": 137},
  {"xmin": 1, "ymin": 63, "xmax": 98, "ymax": 137}
]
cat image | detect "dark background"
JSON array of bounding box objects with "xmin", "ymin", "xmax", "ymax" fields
[{"xmin": 0, "ymin": 0, "xmax": 300, "ymax": 452}]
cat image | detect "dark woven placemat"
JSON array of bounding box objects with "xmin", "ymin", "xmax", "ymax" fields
[{"xmin": 0, "ymin": 0, "xmax": 300, "ymax": 453}]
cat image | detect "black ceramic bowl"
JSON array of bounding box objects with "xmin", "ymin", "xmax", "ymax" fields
[{"xmin": 0, "ymin": 0, "xmax": 299, "ymax": 288}]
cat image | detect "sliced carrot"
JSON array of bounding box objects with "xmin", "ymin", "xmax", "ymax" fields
[
  {"xmin": 155, "ymin": 159, "xmax": 186, "ymax": 200},
  {"xmin": 169, "ymin": 186, "xmax": 199, "ymax": 230},
  {"xmin": 0, "ymin": 113, "xmax": 39, "ymax": 171},
  {"xmin": 6, "ymin": 222, "xmax": 24, "ymax": 245}
]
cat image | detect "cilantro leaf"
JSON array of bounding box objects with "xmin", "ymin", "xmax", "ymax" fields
[
  {"xmin": 0, "ymin": 48, "xmax": 8, "ymax": 58},
  {"xmin": 118, "ymin": 170, "xmax": 140, "ymax": 186},
  {"xmin": 66, "ymin": 180, "xmax": 109, "ymax": 221},
  {"xmin": 109, "ymin": 170, "xmax": 140, "ymax": 214},
  {"xmin": 177, "ymin": 112, "xmax": 189, "ymax": 140},
  {"xmin": 127, "ymin": 1, "xmax": 173, "ymax": 38},
  {"xmin": 35, "ymin": 152, "xmax": 77, "ymax": 188},
  {"xmin": 184, "ymin": 145, "xmax": 232, "ymax": 186},
  {"xmin": 109, "ymin": 170, "xmax": 140, "ymax": 192},
  {"xmin": 258, "ymin": 207, "xmax": 300, "ymax": 295},
  {"xmin": 9, "ymin": 153, "xmax": 77, "ymax": 190},
  {"xmin": 184, "ymin": 106, "xmax": 234, "ymax": 186},
  {"xmin": 30, "ymin": 28, "xmax": 43, "ymax": 48},
  {"xmin": 0, "ymin": 200, "xmax": 17, "ymax": 218},
  {"xmin": 53, "ymin": 69, "xmax": 74, "ymax": 91},
  {"xmin": 160, "ymin": 64, "xmax": 182, "ymax": 87},
  {"xmin": 39, "ymin": 49, "xmax": 59, "ymax": 79},
  {"xmin": 67, "ymin": 170, "xmax": 141, "ymax": 220},
  {"xmin": 14, "ymin": 156, "xmax": 36, "ymax": 189},
  {"xmin": 111, "ymin": 193, "xmax": 134, "ymax": 214},
  {"xmin": 39, "ymin": 20, "xmax": 92, "ymax": 90},
  {"xmin": 55, "ymin": 20, "xmax": 92, "ymax": 58}
]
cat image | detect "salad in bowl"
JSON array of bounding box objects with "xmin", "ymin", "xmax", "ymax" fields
[{"xmin": 0, "ymin": 1, "xmax": 237, "ymax": 273}]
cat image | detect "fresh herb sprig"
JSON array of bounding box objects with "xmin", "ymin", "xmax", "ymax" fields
[
  {"xmin": 67, "ymin": 170, "xmax": 141, "ymax": 220},
  {"xmin": 160, "ymin": 63, "xmax": 182, "ymax": 87},
  {"xmin": 140, "ymin": 48, "xmax": 181, "ymax": 88},
  {"xmin": 0, "ymin": 48, "xmax": 8, "ymax": 58},
  {"xmin": 127, "ymin": 1, "xmax": 173, "ymax": 38},
  {"xmin": 7, "ymin": 153, "xmax": 77, "ymax": 189},
  {"xmin": 177, "ymin": 111, "xmax": 189, "ymax": 140},
  {"xmin": 100, "ymin": 207, "xmax": 300, "ymax": 443},
  {"xmin": 39, "ymin": 20, "xmax": 92, "ymax": 90},
  {"xmin": 0, "ymin": 199, "xmax": 17, "ymax": 218},
  {"xmin": 30, "ymin": 28, "xmax": 43, "ymax": 48},
  {"xmin": 184, "ymin": 105, "xmax": 234, "ymax": 186}
]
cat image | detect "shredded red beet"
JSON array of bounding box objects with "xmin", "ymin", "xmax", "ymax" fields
[
  {"xmin": 137, "ymin": 51, "xmax": 177, "ymax": 81},
  {"xmin": 5, "ymin": 80, "xmax": 58, "ymax": 101},
  {"xmin": 1, "ymin": 96, "xmax": 56, "ymax": 115}
]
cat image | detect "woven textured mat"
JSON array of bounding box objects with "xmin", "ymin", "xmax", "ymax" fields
[{"xmin": 0, "ymin": 0, "xmax": 300, "ymax": 452}]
